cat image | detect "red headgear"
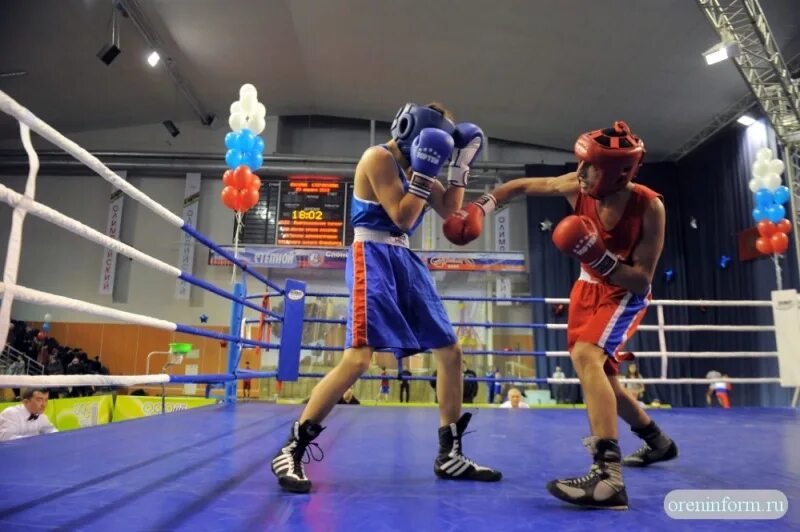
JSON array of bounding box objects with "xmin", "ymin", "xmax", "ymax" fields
[{"xmin": 574, "ymin": 121, "xmax": 645, "ymax": 198}]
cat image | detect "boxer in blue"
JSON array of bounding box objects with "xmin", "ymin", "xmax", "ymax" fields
[{"xmin": 271, "ymin": 102, "xmax": 502, "ymax": 493}]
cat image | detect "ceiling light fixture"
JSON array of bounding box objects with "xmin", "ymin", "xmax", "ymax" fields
[
  {"xmin": 97, "ymin": 2, "xmax": 122, "ymax": 66},
  {"xmin": 147, "ymin": 51, "xmax": 160, "ymax": 67},
  {"xmin": 736, "ymin": 115, "xmax": 756, "ymax": 126}
]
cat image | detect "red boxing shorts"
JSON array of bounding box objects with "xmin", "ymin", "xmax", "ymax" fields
[{"xmin": 567, "ymin": 271, "xmax": 651, "ymax": 376}]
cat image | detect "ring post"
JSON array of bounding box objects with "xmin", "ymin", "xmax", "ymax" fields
[
  {"xmin": 225, "ymin": 282, "xmax": 245, "ymax": 403},
  {"xmin": 277, "ymin": 279, "xmax": 306, "ymax": 382}
]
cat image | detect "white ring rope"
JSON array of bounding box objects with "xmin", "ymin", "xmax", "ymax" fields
[
  {"xmin": 519, "ymin": 351, "xmax": 778, "ymax": 358},
  {"xmin": 543, "ymin": 324, "xmax": 774, "ymax": 332},
  {"xmin": 0, "ymin": 374, "xmax": 170, "ymax": 388},
  {"xmin": 538, "ymin": 297, "xmax": 783, "ymax": 306},
  {"xmin": 0, "ymin": 90, "xmax": 184, "ymax": 227},
  {"xmin": 0, "ymin": 122, "xmax": 40, "ymax": 358},
  {"xmin": 0, "ymin": 375, "xmax": 779, "ymax": 388},
  {"xmin": 0, "ymin": 282, "xmax": 177, "ymax": 331},
  {"xmin": 0, "ymin": 184, "xmax": 182, "ymax": 277}
]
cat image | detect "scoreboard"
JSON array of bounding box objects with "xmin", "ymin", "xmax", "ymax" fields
[{"xmin": 238, "ymin": 176, "xmax": 354, "ymax": 247}]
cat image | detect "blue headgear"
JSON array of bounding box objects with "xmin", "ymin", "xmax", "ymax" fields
[{"xmin": 390, "ymin": 103, "xmax": 455, "ymax": 160}]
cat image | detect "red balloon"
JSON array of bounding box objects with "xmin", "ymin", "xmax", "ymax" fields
[
  {"xmin": 221, "ymin": 186, "xmax": 239, "ymax": 210},
  {"xmin": 222, "ymin": 169, "xmax": 235, "ymax": 187},
  {"xmin": 776, "ymin": 218, "xmax": 792, "ymax": 234},
  {"xmin": 757, "ymin": 220, "xmax": 777, "ymax": 238},
  {"xmin": 771, "ymin": 232, "xmax": 789, "ymax": 254},
  {"xmin": 232, "ymin": 165, "xmax": 251, "ymax": 189},
  {"xmin": 755, "ymin": 237, "xmax": 773, "ymax": 255},
  {"xmin": 37, "ymin": 331, "xmax": 46, "ymax": 341},
  {"xmin": 250, "ymin": 175, "xmax": 262, "ymax": 191},
  {"xmin": 242, "ymin": 188, "xmax": 260, "ymax": 210}
]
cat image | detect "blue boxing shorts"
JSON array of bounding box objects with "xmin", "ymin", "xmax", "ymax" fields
[{"xmin": 345, "ymin": 239, "xmax": 457, "ymax": 356}]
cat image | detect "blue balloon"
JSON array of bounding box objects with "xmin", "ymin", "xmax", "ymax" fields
[
  {"xmin": 248, "ymin": 152, "xmax": 263, "ymax": 170},
  {"xmin": 774, "ymin": 186, "xmax": 790, "ymax": 205},
  {"xmin": 767, "ymin": 204, "xmax": 785, "ymax": 223},
  {"xmin": 664, "ymin": 269, "xmax": 674, "ymax": 283},
  {"xmin": 752, "ymin": 207, "xmax": 766, "ymax": 222},
  {"xmin": 225, "ymin": 149, "xmax": 243, "ymax": 169},
  {"xmin": 42, "ymin": 322, "xmax": 50, "ymax": 332},
  {"xmin": 754, "ymin": 188, "xmax": 773, "ymax": 208},
  {"xmin": 224, "ymin": 132, "xmax": 239, "ymax": 150},
  {"xmin": 719, "ymin": 255, "xmax": 731, "ymax": 269},
  {"xmin": 253, "ymin": 135, "xmax": 265, "ymax": 154},
  {"xmin": 237, "ymin": 129, "xmax": 256, "ymax": 151}
]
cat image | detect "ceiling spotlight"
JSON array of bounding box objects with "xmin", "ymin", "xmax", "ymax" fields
[
  {"xmin": 147, "ymin": 51, "xmax": 160, "ymax": 67},
  {"xmin": 736, "ymin": 115, "xmax": 756, "ymax": 126},
  {"xmin": 163, "ymin": 120, "xmax": 180, "ymax": 138},
  {"xmin": 97, "ymin": 3, "xmax": 121, "ymax": 66},
  {"xmin": 703, "ymin": 40, "xmax": 740, "ymax": 66}
]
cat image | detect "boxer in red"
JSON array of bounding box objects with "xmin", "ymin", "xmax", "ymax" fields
[{"xmin": 444, "ymin": 121, "xmax": 677, "ymax": 509}]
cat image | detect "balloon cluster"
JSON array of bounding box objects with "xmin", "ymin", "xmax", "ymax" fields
[
  {"xmin": 748, "ymin": 148, "xmax": 792, "ymax": 256},
  {"xmin": 38, "ymin": 312, "xmax": 52, "ymax": 340},
  {"xmin": 221, "ymin": 83, "xmax": 265, "ymax": 213}
]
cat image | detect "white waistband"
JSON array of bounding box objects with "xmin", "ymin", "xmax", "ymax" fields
[
  {"xmin": 353, "ymin": 227, "xmax": 410, "ymax": 247},
  {"xmin": 578, "ymin": 268, "xmax": 600, "ymax": 283}
]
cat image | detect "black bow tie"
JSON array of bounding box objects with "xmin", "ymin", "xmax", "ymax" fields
[{"xmin": 27, "ymin": 414, "xmax": 39, "ymax": 421}]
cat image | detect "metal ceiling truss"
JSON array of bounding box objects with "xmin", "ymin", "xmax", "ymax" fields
[{"xmin": 697, "ymin": 0, "xmax": 800, "ymax": 281}]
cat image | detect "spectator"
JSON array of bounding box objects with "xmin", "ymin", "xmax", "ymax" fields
[
  {"xmin": 399, "ymin": 369, "xmax": 412, "ymax": 403},
  {"xmin": 338, "ymin": 386, "xmax": 361, "ymax": 405},
  {"xmin": 0, "ymin": 388, "xmax": 58, "ymax": 442},
  {"xmin": 623, "ymin": 362, "xmax": 645, "ymax": 403},
  {"xmin": 243, "ymin": 361, "xmax": 252, "ymax": 399},
  {"xmin": 463, "ymin": 365, "xmax": 478, "ymax": 404},
  {"xmin": 551, "ymin": 366, "xmax": 566, "ymax": 404},
  {"xmin": 5, "ymin": 356, "xmax": 26, "ymax": 400},
  {"xmin": 378, "ymin": 367, "xmax": 390, "ymax": 402},
  {"xmin": 500, "ymin": 388, "xmax": 529, "ymax": 409}
]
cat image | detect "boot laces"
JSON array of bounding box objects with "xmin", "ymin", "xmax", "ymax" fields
[
  {"xmin": 630, "ymin": 442, "xmax": 652, "ymax": 458},
  {"xmin": 563, "ymin": 463, "xmax": 603, "ymax": 486}
]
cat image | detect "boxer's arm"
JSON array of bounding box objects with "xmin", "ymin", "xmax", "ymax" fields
[
  {"xmin": 606, "ymin": 197, "xmax": 666, "ymax": 295},
  {"xmin": 362, "ymin": 147, "xmax": 427, "ymax": 232},
  {"xmin": 490, "ymin": 172, "xmax": 580, "ymax": 206},
  {"xmin": 429, "ymin": 180, "xmax": 465, "ymax": 218}
]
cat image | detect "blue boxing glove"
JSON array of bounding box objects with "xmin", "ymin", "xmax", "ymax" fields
[
  {"xmin": 408, "ymin": 128, "xmax": 454, "ymax": 200},
  {"xmin": 448, "ymin": 122, "xmax": 484, "ymax": 187}
]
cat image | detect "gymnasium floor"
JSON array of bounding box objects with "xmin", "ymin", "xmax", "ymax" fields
[{"xmin": 1, "ymin": 403, "xmax": 797, "ymax": 531}]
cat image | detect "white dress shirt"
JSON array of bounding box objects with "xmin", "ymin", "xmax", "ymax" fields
[
  {"xmin": 0, "ymin": 404, "xmax": 58, "ymax": 442},
  {"xmin": 500, "ymin": 400, "xmax": 530, "ymax": 409}
]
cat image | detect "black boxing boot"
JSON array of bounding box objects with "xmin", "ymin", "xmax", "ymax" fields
[
  {"xmin": 546, "ymin": 437, "xmax": 628, "ymax": 510},
  {"xmin": 622, "ymin": 420, "xmax": 678, "ymax": 467},
  {"xmin": 434, "ymin": 412, "xmax": 502, "ymax": 482},
  {"xmin": 271, "ymin": 419, "xmax": 324, "ymax": 493}
]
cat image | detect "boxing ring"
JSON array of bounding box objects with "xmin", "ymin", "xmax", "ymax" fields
[{"xmin": 1, "ymin": 90, "xmax": 799, "ymax": 529}]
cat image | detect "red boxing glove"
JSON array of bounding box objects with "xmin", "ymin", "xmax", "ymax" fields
[
  {"xmin": 552, "ymin": 215, "xmax": 619, "ymax": 276},
  {"xmin": 443, "ymin": 194, "xmax": 497, "ymax": 245}
]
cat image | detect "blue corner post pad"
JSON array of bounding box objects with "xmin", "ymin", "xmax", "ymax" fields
[
  {"xmin": 277, "ymin": 278, "xmax": 306, "ymax": 382},
  {"xmin": 225, "ymin": 282, "xmax": 245, "ymax": 403}
]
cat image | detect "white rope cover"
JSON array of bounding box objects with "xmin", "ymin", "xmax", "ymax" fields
[
  {"xmin": 0, "ymin": 90, "xmax": 184, "ymax": 227},
  {"xmin": 0, "ymin": 282, "xmax": 177, "ymax": 331},
  {"xmin": 544, "ymin": 378, "xmax": 781, "ymax": 385},
  {"xmin": 533, "ymin": 351, "xmax": 778, "ymax": 358},
  {"xmin": 543, "ymin": 324, "xmax": 774, "ymax": 332},
  {"xmin": 0, "ymin": 184, "xmax": 182, "ymax": 277},
  {"xmin": 0, "ymin": 374, "xmax": 170, "ymax": 388}
]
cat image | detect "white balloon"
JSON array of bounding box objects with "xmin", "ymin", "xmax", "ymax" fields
[
  {"xmin": 239, "ymin": 83, "xmax": 257, "ymax": 99},
  {"xmin": 229, "ymin": 112, "xmax": 248, "ymax": 132},
  {"xmin": 229, "ymin": 101, "xmax": 243, "ymax": 115},
  {"xmin": 751, "ymin": 160, "xmax": 769, "ymax": 178},
  {"xmin": 254, "ymin": 102, "xmax": 267, "ymax": 118},
  {"xmin": 756, "ymin": 147, "xmax": 773, "ymax": 162},
  {"xmin": 748, "ymin": 178, "xmax": 761, "ymax": 193},
  {"xmin": 43, "ymin": 313, "xmax": 52, "ymax": 322},
  {"xmin": 763, "ymin": 172, "xmax": 781, "ymax": 191},
  {"xmin": 247, "ymin": 114, "xmax": 266, "ymax": 134},
  {"xmin": 768, "ymin": 159, "xmax": 785, "ymax": 176},
  {"xmin": 240, "ymin": 93, "xmax": 259, "ymax": 115}
]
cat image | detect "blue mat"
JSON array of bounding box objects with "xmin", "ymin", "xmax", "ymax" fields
[{"xmin": 0, "ymin": 403, "xmax": 797, "ymax": 531}]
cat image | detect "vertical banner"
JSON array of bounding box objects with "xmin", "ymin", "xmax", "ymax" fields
[
  {"xmin": 494, "ymin": 208, "xmax": 511, "ymax": 305},
  {"xmin": 176, "ymin": 172, "xmax": 202, "ymax": 299},
  {"xmin": 99, "ymin": 170, "xmax": 127, "ymax": 295},
  {"xmin": 771, "ymin": 289, "xmax": 800, "ymax": 387}
]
